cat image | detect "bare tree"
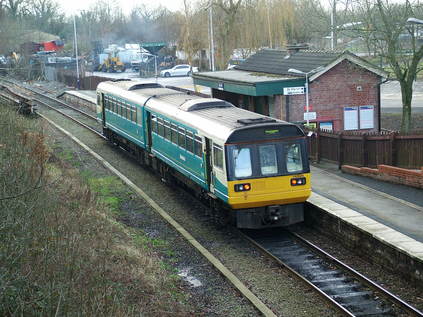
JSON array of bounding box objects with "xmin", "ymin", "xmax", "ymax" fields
[{"xmin": 350, "ymin": 0, "xmax": 423, "ymax": 132}]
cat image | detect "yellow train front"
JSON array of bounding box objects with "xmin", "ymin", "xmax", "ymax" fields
[{"xmin": 217, "ymin": 120, "xmax": 311, "ymax": 229}]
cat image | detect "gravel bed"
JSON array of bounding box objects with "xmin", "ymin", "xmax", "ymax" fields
[
  {"xmin": 291, "ymin": 224, "xmax": 423, "ymax": 314},
  {"xmin": 38, "ymin": 104, "xmax": 342, "ymax": 316}
]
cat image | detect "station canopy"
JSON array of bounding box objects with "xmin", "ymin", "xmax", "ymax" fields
[{"xmin": 140, "ymin": 42, "xmax": 167, "ymax": 55}]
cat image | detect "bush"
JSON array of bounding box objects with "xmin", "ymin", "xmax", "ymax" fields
[{"xmin": 0, "ymin": 104, "xmax": 189, "ymax": 316}]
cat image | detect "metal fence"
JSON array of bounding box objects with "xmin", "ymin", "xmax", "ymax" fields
[{"xmin": 308, "ymin": 129, "xmax": 423, "ymax": 169}]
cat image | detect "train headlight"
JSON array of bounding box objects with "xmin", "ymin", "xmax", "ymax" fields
[
  {"xmin": 291, "ymin": 177, "xmax": 306, "ymax": 186},
  {"xmin": 234, "ymin": 183, "xmax": 251, "ymax": 192}
]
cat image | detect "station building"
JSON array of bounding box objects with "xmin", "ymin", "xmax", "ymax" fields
[{"xmin": 192, "ymin": 48, "xmax": 388, "ymax": 132}]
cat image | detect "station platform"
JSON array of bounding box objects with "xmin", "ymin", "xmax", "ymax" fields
[
  {"xmin": 308, "ymin": 161, "xmax": 423, "ymax": 270},
  {"xmin": 58, "ymin": 90, "xmax": 97, "ymax": 112}
]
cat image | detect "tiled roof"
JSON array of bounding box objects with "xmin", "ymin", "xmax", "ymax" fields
[{"xmin": 236, "ymin": 48, "xmax": 340, "ymax": 76}]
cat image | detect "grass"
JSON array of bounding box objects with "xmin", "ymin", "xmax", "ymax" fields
[{"xmin": 0, "ymin": 103, "xmax": 192, "ymax": 316}]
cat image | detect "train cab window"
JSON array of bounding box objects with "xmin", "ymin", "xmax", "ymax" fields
[
  {"xmin": 259, "ymin": 144, "xmax": 278, "ymax": 175},
  {"xmin": 285, "ymin": 143, "xmax": 303, "ymax": 173},
  {"xmin": 151, "ymin": 116, "xmax": 158, "ymax": 133},
  {"xmin": 186, "ymin": 131, "xmax": 194, "ymax": 153},
  {"xmin": 158, "ymin": 118, "xmax": 164, "ymax": 137},
  {"xmin": 194, "ymin": 136, "xmax": 202, "ymax": 157},
  {"xmin": 171, "ymin": 123, "xmax": 178, "ymax": 144},
  {"xmin": 178, "ymin": 127, "xmax": 186, "ymax": 148},
  {"xmin": 164, "ymin": 121, "xmax": 171, "ymax": 140},
  {"xmin": 213, "ymin": 144, "xmax": 224, "ymax": 169},
  {"xmin": 231, "ymin": 147, "xmax": 252, "ymax": 177},
  {"xmin": 131, "ymin": 105, "xmax": 136, "ymax": 122}
]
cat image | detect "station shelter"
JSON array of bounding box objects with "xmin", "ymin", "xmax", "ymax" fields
[{"xmin": 192, "ymin": 49, "xmax": 388, "ymax": 132}]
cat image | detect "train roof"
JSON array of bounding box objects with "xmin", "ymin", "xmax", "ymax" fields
[{"xmin": 97, "ymin": 80, "xmax": 304, "ymax": 143}]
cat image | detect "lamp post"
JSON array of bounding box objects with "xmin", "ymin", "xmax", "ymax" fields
[
  {"xmin": 73, "ymin": 15, "xmax": 80, "ymax": 90},
  {"xmin": 288, "ymin": 68, "xmax": 312, "ymax": 125},
  {"xmin": 208, "ymin": 2, "xmax": 215, "ymax": 71}
]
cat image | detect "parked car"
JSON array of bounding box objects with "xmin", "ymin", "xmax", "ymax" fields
[{"xmin": 160, "ymin": 64, "xmax": 198, "ymax": 77}]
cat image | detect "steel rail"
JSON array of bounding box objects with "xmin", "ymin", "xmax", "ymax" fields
[
  {"xmin": 291, "ymin": 231, "xmax": 423, "ymax": 317},
  {"xmin": 0, "ymin": 78, "xmax": 97, "ymax": 121},
  {"xmin": 241, "ymin": 229, "xmax": 423, "ymax": 317},
  {"xmin": 0, "ymin": 83, "xmax": 278, "ymax": 317},
  {"xmin": 240, "ymin": 230, "xmax": 355, "ymax": 316}
]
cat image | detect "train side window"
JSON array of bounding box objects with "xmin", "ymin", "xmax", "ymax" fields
[
  {"xmin": 171, "ymin": 123, "xmax": 178, "ymax": 144},
  {"xmin": 194, "ymin": 136, "xmax": 202, "ymax": 157},
  {"xmin": 178, "ymin": 127, "xmax": 185, "ymax": 148},
  {"xmin": 186, "ymin": 131, "xmax": 194, "ymax": 153},
  {"xmin": 259, "ymin": 144, "xmax": 278, "ymax": 175},
  {"xmin": 213, "ymin": 144, "xmax": 223, "ymax": 169},
  {"xmin": 124, "ymin": 103, "xmax": 128, "ymax": 119},
  {"xmin": 136, "ymin": 106, "xmax": 142, "ymax": 125},
  {"xmin": 158, "ymin": 118, "xmax": 165, "ymax": 137},
  {"xmin": 232, "ymin": 147, "xmax": 252, "ymax": 177},
  {"xmin": 126, "ymin": 103, "xmax": 131, "ymax": 120},
  {"xmin": 132, "ymin": 106, "xmax": 137, "ymax": 122},
  {"xmin": 285, "ymin": 143, "xmax": 303, "ymax": 173},
  {"xmin": 104, "ymin": 96, "xmax": 109, "ymax": 110},
  {"xmin": 164, "ymin": 121, "xmax": 171, "ymax": 140},
  {"xmin": 129, "ymin": 104, "xmax": 134, "ymax": 121},
  {"xmin": 151, "ymin": 115, "xmax": 157, "ymax": 133}
]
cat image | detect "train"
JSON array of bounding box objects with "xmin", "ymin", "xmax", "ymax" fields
[{"xmin": 96, "ymin": 80, "xmax": 311, "ymax": 229}]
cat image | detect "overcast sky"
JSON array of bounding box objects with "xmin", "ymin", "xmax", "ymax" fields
[{"xmin": 57, "ymin": 0, "xmax": 185, "ymax": 15}]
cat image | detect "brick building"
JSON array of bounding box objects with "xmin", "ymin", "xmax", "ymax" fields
[{"xmin": 192, "ymin": 49, "xmax": 387, "ymax": 132}]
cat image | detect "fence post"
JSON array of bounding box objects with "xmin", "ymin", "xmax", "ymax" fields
[
  {"xmin": 316, "ymin": 129, "xmax": 321, "ymax": 163},
  {"xmin": 362, "ymin": 133, "xmax": 368, "ymax": 167},
  {"xmin": 337, "ymin": 132, "xmax": 343, "ymax": 169},
  {"xmin": 389, "ymin": 132, "xmax": 396, "ymax": 166}
]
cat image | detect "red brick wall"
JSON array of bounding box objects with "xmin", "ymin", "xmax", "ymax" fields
[
  {"xmin": 289, "ymin": 60, "xmax": 381, "ymax": 131},
  {"xmin": 342, "ymin": 164, "xmax": 423, "ymax": 189}
]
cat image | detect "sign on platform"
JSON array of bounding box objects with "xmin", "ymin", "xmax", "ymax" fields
[
  {"xmin": 283, "ymin": 87, "xmax": 305, "ymax": 95},
  {"xmin": 303, "ymin": 112, "xmax": 317, "ymax": 120}
]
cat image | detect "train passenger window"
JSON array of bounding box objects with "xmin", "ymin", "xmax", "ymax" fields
[
  {"xmin": 178, "ymin": 127, "xmax": 186, "ymax": 148},
  {"xmin": 164, "ymin": 121, "xmax": 171, "ymax": 140},
  {"xmin": 213, "ymin": 144, "xmax": 224, "ymax": 169},
  {"xmin": 232, "ymin": 147, "xmax": 252, "ymax": 177},
  {"xmin": 186, "ymin": 131, "xmax": 194, "ymax": 153},
  {"xmin": 285, "ymin": 143, "xmax": 303, "ymax": 173},
  {"xmin": 259, "ymin": 144, "xmax": 278, "ymax": 175},
  {"xmin": 158, "ymin": 118, "xmax": 164, "ymax": 137},
  {"xmin": 136, "ymin": 107, "xmax": 142, "ymax": 125},
  {"xmin": 124, "ymin": 104, "xmax": 129, "ymax": 119},
  {"xmin": 133, "ymin": 107, "xmax": 137, "ymax": 122},
  {"xmin": 151, "ymin": 116, "xmax": 157, "ymax": 133},
  {"xmin": 171, "ymin": 123, "xmax": 178, "ymax": 144},
  {"xmin": 194, "ymin": 136, "xmax": 202, "ymax": 157}
]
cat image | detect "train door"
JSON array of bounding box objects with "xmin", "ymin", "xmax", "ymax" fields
[
  {"xmin": 97, "ymin": 92, "xmax": 105, "ymax": 126},
  {"xmin": 204, "ymin": 137, "xmax": 213, "ymax": 191},
  {"xmin": 211, "ymin": 142, "xmax": 225, "ymax": 197},
  {"xmin": 145, "ymin": 111, "xmax": 153, "ymax": 151}
]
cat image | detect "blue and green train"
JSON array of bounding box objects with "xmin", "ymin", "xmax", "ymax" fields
[{"xmin": 96, "ymin": 80, "xmax": 311, "ymax": 229}]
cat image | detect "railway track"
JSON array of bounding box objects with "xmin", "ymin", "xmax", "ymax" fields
[
  {"xmin": 0, "ymin": 78, "xmax": 102, "ymax": 135},
  {"xmin": 242, "ymin": 228, "xmax": 423, "ymax": 317},
  {"xmin": 1, "ymin": 78, "xmax": 422, "ymax": 316}
]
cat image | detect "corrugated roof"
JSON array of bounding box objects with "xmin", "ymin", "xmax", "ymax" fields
[{"xmin": 235, "ymin": 48, "xmax": 340, "ymax": 75}]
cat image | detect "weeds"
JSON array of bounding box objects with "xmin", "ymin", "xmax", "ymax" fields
[{"xmin": 0, "ymin": 104, "xmax": 191, "ymax": 316}]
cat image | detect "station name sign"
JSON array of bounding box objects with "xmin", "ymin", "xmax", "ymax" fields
[{"xmin": 283, "ymin": 87, "xmax": 305, "ymax": 95}]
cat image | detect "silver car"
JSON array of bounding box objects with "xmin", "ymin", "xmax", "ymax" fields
[{"xmin": 160, "ymin": 64, "xmax": 198, "ymax": 77}]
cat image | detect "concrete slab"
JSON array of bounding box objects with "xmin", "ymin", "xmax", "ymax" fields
[{"xmin": 311, "ymin": 165, "xmax": 423, "ymax": 243}]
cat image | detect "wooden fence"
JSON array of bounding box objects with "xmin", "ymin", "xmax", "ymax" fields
[{"xmin": 307, "ymin": 129, "xmax": 423, "ymax": 169}]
